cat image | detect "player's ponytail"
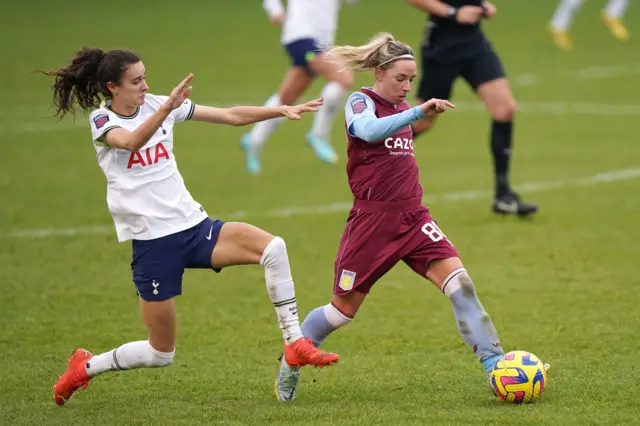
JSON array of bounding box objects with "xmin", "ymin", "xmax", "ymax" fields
[
  {"xmin": 39, "ymin": 47, "xmax": 106, "ymax": 119},
  {"xmin": 326, "ymin": 32, "xmax": 414, "ymax": 72},
  {"xmin": 40, "ymin": 47, "xmax": 141, "ymax": 119}
]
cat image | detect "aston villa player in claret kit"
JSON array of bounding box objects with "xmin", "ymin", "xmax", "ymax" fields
[{"xmin": 272, "ymin": 33, "xmax": 548, "ymax": 402}]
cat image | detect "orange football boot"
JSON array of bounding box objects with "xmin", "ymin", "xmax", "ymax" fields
[
  {"xmin": 283, "ymin": 338, "xmax": 339, "ymax": 368},
  {"xmin": 53, "ymin": 348, "xmax": 93, "ymax": 406}
]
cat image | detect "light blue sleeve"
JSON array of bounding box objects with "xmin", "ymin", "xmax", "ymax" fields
[{"xmin": 344, "ymin": 92, "xmax": 425, "ymax": 143}]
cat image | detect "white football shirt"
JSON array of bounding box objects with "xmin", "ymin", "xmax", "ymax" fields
[
  {"xmin": 89, "ymin": 94, "xmax": 207, "ymax": 242},
  {"xmin": 263, "ymin": 0, "xmax": 354, "ymax": 47}
]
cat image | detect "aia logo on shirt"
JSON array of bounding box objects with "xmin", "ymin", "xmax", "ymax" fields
[{"xmin": 127, "ymin": 142, "xmax": 170, "ymax": 169}]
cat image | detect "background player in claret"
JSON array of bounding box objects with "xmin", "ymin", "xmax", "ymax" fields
[
  {"xmin": 549, "ymin": 0, "xmax": 630, "ymax": 50},
  {"xmin": 272, "ymin": 33, "xmax": 535, "ymax": 402},
  {"xmin": 405, "ymin": 0, "xmax": 538, "ymax": 216},
  {"xmin": 240, "ymin": 0, "xmax": 358, "ymax": 175},
  {"xmin": 40, "ymin": 47, "xmax": 339, "ymax": 406}
]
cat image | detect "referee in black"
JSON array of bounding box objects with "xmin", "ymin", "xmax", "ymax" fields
[{"xmin": 406, "ymin": 0, "xmax": 538, "ymax": 216}]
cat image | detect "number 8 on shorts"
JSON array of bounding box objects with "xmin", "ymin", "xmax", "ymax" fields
[{"xmin": 421, "ymin": 220, "xmax": 448, "ymax": 243}]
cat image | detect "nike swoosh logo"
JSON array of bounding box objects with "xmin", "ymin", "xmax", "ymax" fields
[{"xmin": 206, "ymin": 225, "xmax": 213, "ymax": 240}]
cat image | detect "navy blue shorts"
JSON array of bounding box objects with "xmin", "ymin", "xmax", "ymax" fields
[
  {"xmin": 284, "ymin": 38, "xmax": 322, "ymax": 68},
  {"xmin": 131, "ymin": 218, "xmax": 225, "ymax": 301}
]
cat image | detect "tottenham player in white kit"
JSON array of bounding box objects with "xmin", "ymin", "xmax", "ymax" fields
[
  {"xmin": 42, "ymin": 47, "xmax": 340, "ymax": 406},
  {"xmin": 240, "ymin": 0, "xmax": 359, "ymax": 175}
]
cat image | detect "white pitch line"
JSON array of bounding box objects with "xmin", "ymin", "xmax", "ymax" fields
[
  {"xmin": 4, "ymin": 167, "xmax": 640, "ymax": 239},
  {"xmin": 5, "ymin": 225, "xmax": 114, "ymax": 239},
  {"xmin": 452, "ymin": 101, "xmax": 640, "ymax": 116},
  {"xmin": 568, "ymin": 63, "xmax": 640, "ymax": 80},
  {"xmin": 513, "ymin": 74, "xmax": 538, "ymax": 87}
]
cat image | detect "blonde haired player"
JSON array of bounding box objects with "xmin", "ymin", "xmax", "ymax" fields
[
  {"xmin": 240, "ymin": 0, "xmax": 359, "ymax": 175},
  {"xmin": 41, "ymin": 47, "xmax": 340, "ymax": 406},
  {"xmin": 274, "ymin": 32, "xmax": 549, "ymax": 402},
  {"xmin": 549, "ymin": 0, "xmax": 630, "ymax": 49}
]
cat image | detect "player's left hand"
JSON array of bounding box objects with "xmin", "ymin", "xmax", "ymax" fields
[
  {"xmin": 421, "ymin": 98, "xmax": 456, "ymax": 116},
  {"xmin": 164, "ymin": 73, "xmax": 194, "ymax": 111},
  {"xmin": 282, "ymin": 98, "xmax": 324, "ymax": 120},
  {"xmin": 482, "ymin": 2, "xmax": 497, "ymax": 17}
]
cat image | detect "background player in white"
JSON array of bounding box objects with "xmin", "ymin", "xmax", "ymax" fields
[
  {"xmin": 40, "ymin": 47, "xmax": 340, "ymax": 406},
  {"xmin": 549, "ymin": 0, "xmax": 630, "ymax": 49},
  {"xmin": 240, "ymin": 0, "xmax": 358, "ymax": 174}
]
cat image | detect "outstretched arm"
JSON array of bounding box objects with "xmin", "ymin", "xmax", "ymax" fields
[
  {"xmin": 191, "ymin": 98, "xmax": 323, "ymax": 126},
  {"xmin": 346, "ymin": 94, "xmax": 454, "ymax": 143},
  {"xmin": 350, "ymin": 108, "xmax": 425, "ymax": 142}
]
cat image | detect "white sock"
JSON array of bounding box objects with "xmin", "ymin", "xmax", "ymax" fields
[
  {"xmin": 250, "ymin": 93, "xmax": 286, "ymax": 148},
  {"xmin": 310, "ymin": 82, "xmax": 347, "ymax": 141},
  {"xmin": 550, "ymin": 0, "xmax": 584, "ymax": 31},
  {"xmin": 323, "ymin": 303, "xmax": 352, "ymax": 328},
  {"xmin": 260, "ymin": 237, "xmax": 303, "ymax": 344},
  {"xmin": 605, "ymin": 0, "xmax": 628, "ymax": 18},
  {"xmin": 442, "ymin": 268, "xmax": 466, "ymax": 297},
  {"xmin": 85, "ymin": 340, "xmax": 174, "ymax": 377}
]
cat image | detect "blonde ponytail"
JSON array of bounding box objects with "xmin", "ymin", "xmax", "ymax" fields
[{"xmin": 325, "ymin": 32, "xmax": 414, "ymax": 72}]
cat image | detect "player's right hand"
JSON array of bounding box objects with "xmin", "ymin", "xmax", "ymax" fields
[
  {"xmin": 282, "ymin": 98, "xmax": 324, "ymax": 120},
  {"xmin": 270, "ymin": 13, "xmax": 285, "ymax": 25},
  {"xmin": 420, "ymin": 98, "xmax": 455, "ymax": 116},
  {"xmin": 164, "ymin": 74, "xmax": 194, "ymax": 111},
  {"xmin": 456, "ymin": 6, "xmax": 485, "ymax": 24}
]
